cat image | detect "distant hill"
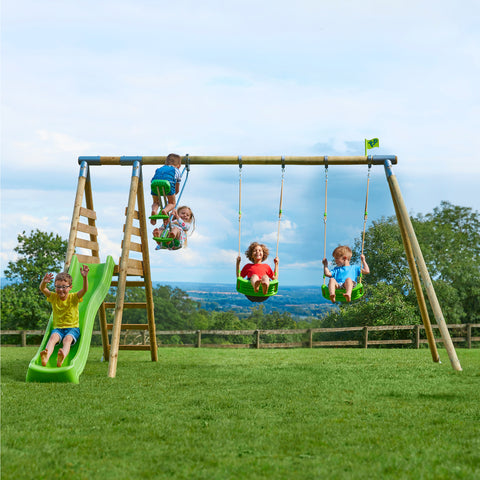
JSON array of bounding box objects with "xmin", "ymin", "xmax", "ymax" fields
[
  {"xmin": 156, "ymin": 281, "xmax": 335, "ymax": 318},
  {"xmin": 0, "ymin": 277, "xmax": 333, "ymax": 319}
]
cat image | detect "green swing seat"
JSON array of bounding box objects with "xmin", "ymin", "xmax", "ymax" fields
[
  {"xmin": 321, "ymin": 282, "xmax": 364, "ymax": 303},
  {"xmin": 236, "ymin": 277, "xmax": 279, "ymax": 303},
  {"xmin": 149, "ymin": 179, "xmax": 171, "ymax": 220}
]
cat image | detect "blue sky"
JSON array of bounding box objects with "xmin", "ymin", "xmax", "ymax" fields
[{"xmin": 1, "ymin": 0, "xmax": 479, "ymax": 286}]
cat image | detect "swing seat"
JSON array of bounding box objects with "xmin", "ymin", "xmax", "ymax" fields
[
  {"xmin": 236, "ymin": 277, "xmax": 279, "ymax": 302},
  {"xmin": 149, "ymin": 179, "xmax": 172, "ymax": 220},
  {"xmin": 321, "ymin": 282, "xmax": 364, "ymax": 303},
  {"xmin": 151, "ymin": 179, "xmax": 171, "ymax": 195}
]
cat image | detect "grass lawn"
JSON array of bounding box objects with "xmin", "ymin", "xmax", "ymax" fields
[{"xmin": 1, "ymin": 347, "xmax": 479, "ymax": 480}]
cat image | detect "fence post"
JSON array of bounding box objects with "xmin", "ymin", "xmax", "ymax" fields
[
  {"xmin": 363, "ymin": 326, "xmax": 369, "ymax": 349},
  {"xmin": 256, "ymin": 330, "xmax": 260, "ymax": 349},
  {"xmin": 415, "ymin": 324, "xmax": 420, "ymax": 349},
  {"xmin": 196, "ymin": 330, "xmax": 202, "ymax": 348},
  {"xmin": 308, "ymin": 329, "xmax": 313, "ymax": 348},
  {"xmin": 467, "ymin": 324, "xmax": 472, "ymax": 349},
  {"xmin": 21, "ymin": 331, "xmax": 27, "ymax": 347}
]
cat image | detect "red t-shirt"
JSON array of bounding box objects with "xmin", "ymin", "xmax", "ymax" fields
[{"xmin": 240, "ymin": 263, "xmax": 274, "ymax": 280}]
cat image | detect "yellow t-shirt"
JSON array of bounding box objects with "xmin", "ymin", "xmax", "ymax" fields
[{"xmin": 47, "ymin": 292, "xmax": 83, "ymax": 328}]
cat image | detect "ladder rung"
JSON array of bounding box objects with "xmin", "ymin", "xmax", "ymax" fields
[
  {"xmin": 106, "ymin": 323, "xmax": 150, "ymax": 330},
  {"xmin": 103, "ymin": 302, "xmax": 147, "ymax": 309},
  {"xmin": 118, "ymin": 345, "xmax": 153, "ymax": 351}
]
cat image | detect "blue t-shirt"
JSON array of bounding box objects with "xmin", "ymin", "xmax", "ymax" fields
[{"xmin": 330, "ymin": 265, "xmax": 361, "ymax": 284}]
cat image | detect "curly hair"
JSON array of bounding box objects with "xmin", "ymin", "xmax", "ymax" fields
[
  {"xmin": 245, "ymin": 242, "xmax": 269, "ymax": 262},
  {"xmin": 332, "ymin": 245, "xmax": 352, "ymax": 259},
  {"xmin": 55, "ymin": 272, "xmax": 73, "ymax": 284}
]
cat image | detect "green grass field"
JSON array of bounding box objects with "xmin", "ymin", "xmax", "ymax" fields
[{"xmin": 1, "ymin": 347, "xmax": 479, "ymax": 480}]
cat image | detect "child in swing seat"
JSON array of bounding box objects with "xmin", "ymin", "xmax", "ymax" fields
[
  {"xmin": 322, "ymin": 245, "xmax": 370, "ymax": 303},
  {"xmin": 39, "ymin": 265, "xmax": 89, "ymax": 367},
  {"xmin": 153, "ymin": 206, "xmax": 195, "ymax": 250},
  {"xmin": 236, "ymin": 242, "xmax": 279, "ymax": 295},
  {"xmin": 150, "ymin": 153, "xmax": 182, "ymax": 225}
]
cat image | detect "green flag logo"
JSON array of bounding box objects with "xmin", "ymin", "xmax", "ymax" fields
[{"xmin": 366, "ymin": 138, "xmax": 379, "ymax": 149}]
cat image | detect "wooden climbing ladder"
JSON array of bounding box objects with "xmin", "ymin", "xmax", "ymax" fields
[{"xmin": 65, "ymin": 158, "xmax": 157, "ymax": 378}]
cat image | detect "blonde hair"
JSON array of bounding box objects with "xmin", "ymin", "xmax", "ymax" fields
[
  {"xmin": 165, "ymin": 153, "xmax": 181, "ymax": 166},
  {"xmin": 245, "ymin": 242, "xmax": 269, "ymax": 262},
  {"xmin": 332, "ymin": 245, "xmax": 352, "ymax": 259},
  {"xmin": 177, "ymin": 206, "xmax": 195, "ymax": 235}
]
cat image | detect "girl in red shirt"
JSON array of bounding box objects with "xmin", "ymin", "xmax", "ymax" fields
[{"xmin": 236, "ymin": 242, "xmax": 279, "ymax": 295}]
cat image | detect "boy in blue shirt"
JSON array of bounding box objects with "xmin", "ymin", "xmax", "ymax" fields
[{"xmin": 322, "ymin": 245, "xmax": 370, "ymax": 303}]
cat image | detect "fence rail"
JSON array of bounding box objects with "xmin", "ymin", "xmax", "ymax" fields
[{"xmin": 2, "ymin": 323, "xmax": 480, "ymax": 349}]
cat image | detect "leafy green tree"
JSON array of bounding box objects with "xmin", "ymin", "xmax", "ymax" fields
[{"xmin": 1, "ymin": 230, "xmax": 67, "ymax": 330}]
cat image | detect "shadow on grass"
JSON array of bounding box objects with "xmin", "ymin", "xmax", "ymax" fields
[{"xmin": 1, "ymin": 358, "xmax": 28, "ymax": 382}]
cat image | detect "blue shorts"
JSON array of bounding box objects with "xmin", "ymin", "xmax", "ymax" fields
[{"xmin": 51, "ymin": 327, "xmax": 81, "ymax": 344}]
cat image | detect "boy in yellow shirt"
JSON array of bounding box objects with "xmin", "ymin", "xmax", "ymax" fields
[{"xmin": 39, "ymin": 265, "xmax": 89, "ymax": 367}]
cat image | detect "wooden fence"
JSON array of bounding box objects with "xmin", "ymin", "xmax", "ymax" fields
[{"xmin": 2, "ymin": 323, "xmax": 479, "ymax": 349}]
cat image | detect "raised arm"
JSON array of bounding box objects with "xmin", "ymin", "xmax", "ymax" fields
[
  {"xmin": 273, "ymin": 257, "xmax": 279, "ymax": 279},
  {"xmin": 77, "ymin": 265, "xmax": 90, "ymax": 299},
  {"xmin": 39, "ymin": 273, "xmax": 54, "ymax": 297},
  {"xmin": 236, "ymin": 256, "xmax": 242, "ymax": 278},
  {"xmin": 360, "ymin": 254, "xmax": 370, "ymax": 275},
  {"xmin": 322, "ymin": 258, "xmax": 332, "ymax": 278}
]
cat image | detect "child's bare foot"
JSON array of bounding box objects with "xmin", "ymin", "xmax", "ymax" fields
[
  {"xmin": 153, "ymin": 228, "xmax": 160, "ymax": 237},
  {"xmin": 40, "ymin": 349, "xmax": 48, "ymax": 366},
  {"xmin": 343, "ymin": 293, "xmax": 351, "ymax": 302},
  {"xmin": 262, "ymin": 282, "xmax": 269, "ymax": 295},
  {"xmin": 57, "ymin": 349, "xmax": 66, "ymax": 367},
  {"xmin": 330, "ymin": 295, "xmax": 336, "ymax": 303},
  {"xmin": 254, "ymin": 280, "xmax": 260, "ymax": 293}
]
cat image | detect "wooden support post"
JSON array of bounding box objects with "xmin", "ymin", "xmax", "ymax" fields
[
  {"xmin": 467, "ymin": 324, "xmax": 472, "ymax": 349},
  {"xmin": 65, "ymin": 161, "xmax": 88, "ymax": 270},
  {"xmin": 256, "ymin": 330, "xmax": 261, "ymax": 349},
  {"xmin": 414, "ymin": 324, "xmax": 420, "ymax": 349},
  {"xmin": 363, "ymin": 326, "xmax": 369, "ymax": 348},
  {"xmin": 308, "ymin": 329, "xmax": 313, "ymax": 348},
  {"xmin": 21, "ymin": 330, "xmax": 27, "ymax": 348},
  {"xmin": 384, "ymin": 161, "xmax": 462, "ymax": 371},
  {"xmin": 136, "ymin": 172, "xmax": 158, "ymax": 361},
  {"xmin": 98, "ymin": 302, "xmax": 110, "ymax": 361},
  {"xmin": 197, "ymin": 330, "xmax": 202, "ymax": 348},
  {"xmin": 108, "ymin": 161, "xmax": 141, "ymax": 378},
  {"xmin": 387, "ymin": 175, "xmax": 439, "ymax": 363}
]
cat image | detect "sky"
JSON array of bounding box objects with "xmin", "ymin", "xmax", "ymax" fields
[{"xmin": 1, "ymin": 0, "xmax": 479, "ymax": 286}]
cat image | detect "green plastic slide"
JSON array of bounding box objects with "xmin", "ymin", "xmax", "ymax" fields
[{"xmin": 26, "ymin": 255, "xmax": 115, "ymax": 383}]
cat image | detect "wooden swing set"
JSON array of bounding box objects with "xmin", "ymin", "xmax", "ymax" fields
[{"xmin": 64, "ymin": 155, "xmax": 462, "ymax": 378}]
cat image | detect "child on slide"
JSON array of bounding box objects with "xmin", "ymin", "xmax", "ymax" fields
[{"xmin": 39, "ymin": 265, "xmax": 89, "ymax": 367}]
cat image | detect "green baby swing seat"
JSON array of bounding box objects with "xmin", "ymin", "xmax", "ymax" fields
[
  {"xmin": 321, "ymin": 281, "xmax": 364, "ymax": 303},
  {"xmin": 236, "ymin": 277, "xmax": 279, "ymax": 303}
]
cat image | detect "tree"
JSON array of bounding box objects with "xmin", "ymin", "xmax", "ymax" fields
[{"xmin": 1, "ymin": 230, "xmax": 67, "ymax": 330}]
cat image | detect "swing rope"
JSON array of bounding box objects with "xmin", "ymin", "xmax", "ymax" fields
[
  {"xmin": 275, "ymin": 157, "xmax": 285, "ymax": 260},
  {"xmin": 359, "ymin": 163, "xmax": 372, "ymax": 282},
  {"xmin": 236, "ymin": 159, "xmax": 284, "ymax": 300},
  {"xmin": 322, "ymin": 157, "xmax": 328, "ymax": 286},
  {"xmin": 238, "ymin": 156, "xmax": 242, "ymax": 259},
  {"xmin": 321, "ymin": 159, "xmax": 372, "ymax": 302}
]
